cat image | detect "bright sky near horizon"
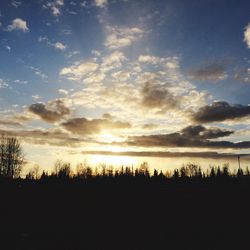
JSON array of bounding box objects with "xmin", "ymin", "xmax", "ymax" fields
[{"xmin": 0, "ymin": 0, "xmax": 250, "ymax": 173}]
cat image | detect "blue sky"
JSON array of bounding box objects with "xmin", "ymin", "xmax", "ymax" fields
[{"xmin": 0, "ymin": 0, "xmax": 250, "ymax": 172}]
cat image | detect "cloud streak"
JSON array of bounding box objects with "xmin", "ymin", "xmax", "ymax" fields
[
  {"xmin": 120, "ymin": 125, "xmax": 250, "ymax": 149},
  {"xmin": 188, "ymin": 63, "xmax": 227, "ymax": 81},
  {"xmin": 0, "ymin": 128, "xmax": 85, "ymax": 147},
  {"xmin": 80, "ymin": 150, "xmax": 250, "ymax": 159},
  {"xmin": 62, "ymin": 117, "xmax": 131, "ymax": 135}
]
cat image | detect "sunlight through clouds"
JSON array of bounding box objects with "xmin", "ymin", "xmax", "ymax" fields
[{"xmin": 0, "ymin": 0, "xmax": 249, "ymax": 171}]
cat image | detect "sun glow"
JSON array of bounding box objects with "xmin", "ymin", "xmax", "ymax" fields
[
  {"xmin": 89, "ymin": 154, "xmax": 138, "ymax": 167},
  {"xmin": 98, "ymin": 133, "xmax": 125, "ymax": 144}
]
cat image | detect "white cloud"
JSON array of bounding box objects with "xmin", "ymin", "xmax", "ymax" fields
[
  {"xmin": 138, "ymin": 55, "xmax": 159, "ymax": 64},
  {"xmin": 51, "ymin": 6, "xmax": 60, "ymax": 16},
  {"xmin": 66, "ymin": 10, "xmax": 77, "ymax": 15},
  {"xmin": 59, "ymin": 48, "xmax": 209, "ymax": 130},
  {"xmin": 10, "ymin": 1, "xmax": 22, "ymax": 8},
  {"xmin": 58, "ymin": 89, "xmax": 69, "ymax": 95},
  {"xmin": 14, "ymin": 79, "xmax": 28, "ymax": 84},
  {"xmin": 91, "ymin": 50, "xmax": 101, "ymax": 57},
  {"xmin": 6, "ymin": 45, "xmax": 11, "ymax": 51},
  {"xmin": 67, "ymin": 52, "xmax": 208, "ymax": 127},
  {"xmin": 138, "ymin": 55, "xmax": 179, "ymax": 69},
  {"xmin": 38, "ymin": 36, "xmax": 67, "ymax": 51},
  {"xmin": 38, "ymin": 36, "xmax": 48, "ymax": 43},
  {"xmin": 112, "ymin": 71, "xmax": 130, "ymax": 81},
  {"xmin": 60, "ymin": 51, "xmax": 126, "ymax": 83},
  {"xmin": 244, "ymin": 23, "xmax": 250, "ymax": 48},
  {"xmin": 43, "ymin": 0, "xmax": 64, "ymax": 16},
  {"xmin": 52, "ymin": 42, "xmax": 67, "ymax": 50},
  {"xmin": 83, "ymin": 72, "xmax": 106, "ymax": 84},
  {"xmin": 234, "ymin": 67, "xmax": 250, "ymax": 83},
  {"xmin": 35, "ymin": 71, "xmax": 48, "ymax": 79},
  {"xmin": 55, "ymin": 0, "xmax": 64, "ymax": 6},
  {"xmin": 101, "ymin": 51, "xmax": 127, "ymax": 72},
  {"xmin": 95, "ymin": 0, "xmax": 108, "ymax": 8},
  {"xmin": 28, "ymin": 66, "xmax": 48, "ymax": 80},
  {"xmin": 0, "ymin": 79, "xmax": 9, "ymax": 88},
  {"xmin": 7, "ymin": 18, "xmax": 29, "ymax": 32},
  {"xmin": 32, "ymin": 95, "xmax": 42, "ymax": 100},
  {"xmin": 66, "ymin": 50, "xmax": 80, "ymax": 58},
  {"xmin": 105, "ymin": 26, "xmax": 144, "ymax": 49},
  {"xmin": 80, "ymin": 1, "xmax": 90, "ymax": 8},
  {"xmin": 60, "ymin": 61, "xmax": 99, "ymax": 81},
  {"xmin": 61, "ymin": 28, "xmax": 72, "ymax": 35}
]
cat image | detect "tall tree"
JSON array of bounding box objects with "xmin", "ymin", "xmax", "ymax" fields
[{"xmin": 0, "ymin": 135, "xmax": 24, "ymax": 178}]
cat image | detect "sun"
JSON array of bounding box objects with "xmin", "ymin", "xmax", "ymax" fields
[{"xmin": 98, "ymin": 132, "xmax": 124, "ymax": 144}]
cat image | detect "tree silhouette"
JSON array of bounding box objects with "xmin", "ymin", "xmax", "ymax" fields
[
  {"xmin": 26, "ymin": 164, "xmax": 41, "ymax": 180},
  {"xmin": 216, "ymin": 167, "xmax": 222, "ymax": 178},
  {"xmin": 210, "ymin": 167, "xmax": 216, "ymax": 178},
  {"xmin": 222, "ymin": 164, "xmax": 229, "ymax": 178},
  {"xmin": 173, "ymin": 169, "xmax": 179, "ymax": 179},
  {"xmin": 54, "ymin": 159, "xmax": 71, "ymax": 179},
  {"xmin": 0, "ymin": 135, "xmax": 24, "ymax": 178},
  {"xmin": 237, "ymin": 167, "xmax": 244, "ymax": 177}
]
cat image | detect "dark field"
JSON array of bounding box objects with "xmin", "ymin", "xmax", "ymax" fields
[{"xmin": 1, "ymin": 177, "xmax": 250, "ymax": 250}]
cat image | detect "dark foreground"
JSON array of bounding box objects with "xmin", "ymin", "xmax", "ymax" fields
[{"xmin": 0, "ymin": 179, "xmax": 250, "ymax": 250}]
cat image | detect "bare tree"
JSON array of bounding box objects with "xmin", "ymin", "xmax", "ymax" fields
[
  {"xmin": 54, "ymin": 159, "xmax": 63, "ymax": 176},
  {"xmin": 33, "ymin": 164, "xmax": 41, "ymax": 180},
  {"xmin": 76, "ymin": 160, "xmax": 92, "ymax": 178},
  {"xmin": 0, "ymin": 135, "xmax": 24, "ymax": 178},
  {"xmin": 54, "ymin": 159, "xmax": 71, "ymax": 178}
]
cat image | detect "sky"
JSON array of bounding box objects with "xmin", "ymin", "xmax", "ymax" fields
[{"xmin": 0, "ymin": 0, "xmax": 250, "ymax": 174}]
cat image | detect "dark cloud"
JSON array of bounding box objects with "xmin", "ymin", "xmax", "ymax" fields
[
  {"xmin": 0, "ymin": 128, "xmax": 87, "ymax": 147},
  {"xmin": 80, "ymin": 150, "xmax": 250, "ymax": 159},
  {"xmin": 188, "ymin": 63, "xmax": 226, "ymax": 81},
  {"xmin": 28, "ymin": 99, "xmax": 70, "ymax": 123},
  {"xmin": 192, "ymin": 101, "xmax": 250, "ymax": 123},
  {"xmin": 61, "ymin": 117, "xmax": 131, "ymax": 135},
  {"xmin": 120, "ymin": 125, "xmax": 250, "ymax": 149},
  {"xmin": 141, "ymin": 82, "xmax": 178, "ymax": 113},
  {"xmin": 181, "ymin": 125, "xmax": 234, "ymax": 139}
]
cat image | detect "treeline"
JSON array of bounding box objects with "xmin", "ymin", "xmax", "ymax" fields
[
  {"xmin": 21, "ymin": 160, "xmax": 249, "ymax": 184},
  {"xmin": 0, "ymin": 135, "xmax": 249, "ymax": 184}
]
